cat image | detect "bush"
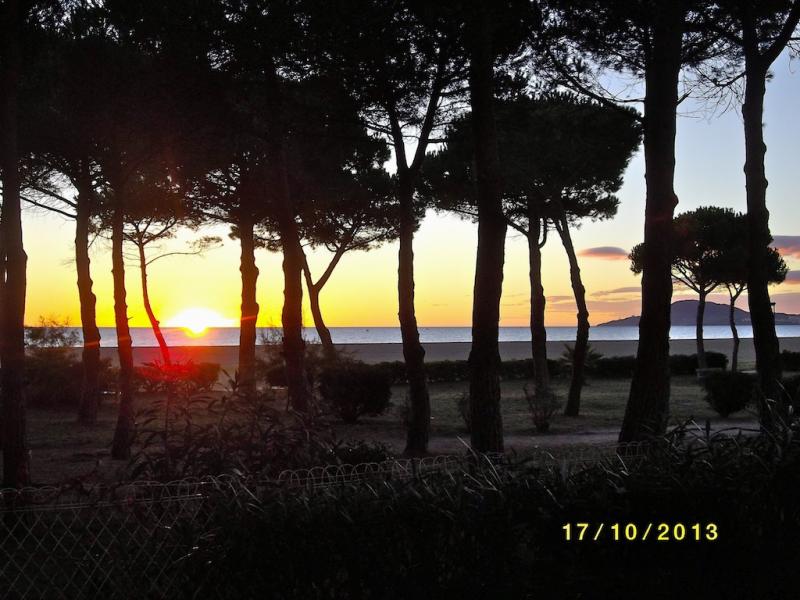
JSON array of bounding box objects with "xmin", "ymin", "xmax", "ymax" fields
[
  {"xmin": 781, "ymin": 350, "xmax": 800, "ymax": 372},
  {"xmin": 24, "ymin": 349, "xmax": 83, "ymax": 408},
  {"xmin": 587, "ymin": 352, "xmax": 730, "ymax": 379},
  {"xmin": 523, "ymin": 385, "xmax": 559, "ymax": 432},
  {"xmin": 591, "ymin": 355, "xmax": 637, "ymax": 378},
  {"xmin": 319, "ymin": 361, "xmax": 392, "ymax": 423},
  {"xmin": 670, "ymin": 351, "xmax": 728, "ymax": 375},
  {"xmin": 24, "ymin": 317, "xmax": 113, "ymax": 408},
  {"xmin": 133, "ymin": 360, "xmax": 220, "ymax": 394},
  {"xmin": 703, "ymin": 371, "xmax": 758, "ymax": 417},
  {"xmin": 373, "ymin": 358, "xmax": 563, "ymax": 385}
]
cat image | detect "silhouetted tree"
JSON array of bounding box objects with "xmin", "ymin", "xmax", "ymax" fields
[
  {"xmin": 299, "ymin": 165, "xmax": 396, "ymax": 355},
  {"xmin": 188, "ymin": 135, "xmax": 271, "ymax": 394},
  {"xmin": 550, "ymin": 1, "xmax": 725, "ymax": 441},
  {"xmin": 307, "ymin": 0, "xmax": 468, "ymax": 453},
  {"xmin": 1, "ymin": 0, "xmax": 30, "ymax": 486},
  {"xmin": 427, "ymin": 92, "xmax": 639, "ymax": 417},
  {"xmin": 703, "ymin": 1, "xmax": 800, "ymax": 406},
  {"xmin": 122, "ymin": 196, "xmax": 221, "ymax": 365},
  {"xmin": 631, "ymin": 207, "xmax": 739, "ymax": 369},
  {"xmin": 17, "ymin": 17, "xmax": 115, "ymax": 424},
  {"xmin": 706, "ymin": 211, "xmax": 788, "ymax": 372}
]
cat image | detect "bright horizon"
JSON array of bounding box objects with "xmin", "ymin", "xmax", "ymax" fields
[{"xmin": 24, "ymin": 52, "xmax": 800, "ymax": 330}]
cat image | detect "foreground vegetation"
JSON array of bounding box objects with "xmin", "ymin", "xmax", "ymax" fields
[{"xmin": 175, "ymin": 428, "xmax": 800, "ymax": 598}]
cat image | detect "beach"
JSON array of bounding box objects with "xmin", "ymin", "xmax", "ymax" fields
[{"xmin": 93, "ymin": 337, "xmax": 800, "ymax": 371}]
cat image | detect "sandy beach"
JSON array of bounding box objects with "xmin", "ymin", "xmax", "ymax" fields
[{"xmin": 91, "ymin": 337, "xmax": 800, "ymax": 372}]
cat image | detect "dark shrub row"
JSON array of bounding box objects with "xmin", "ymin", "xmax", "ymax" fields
[
  {"xmin": 369, "ymin": 352, "xmax": 727, "ymax": 385},
  {"xmin": 374, "ymin": 358, "xmax": 564, "ymax": 385},
  {"xmin": 24, "ymin": 349, "xmax": 114, "ymax": 408},
  {"xmin": 182, "ymin": 432, "xmax": 800, "ymax": 599},
  {"xmin": 589, "ymin": 351, "xmax": 728, "ymax": 379}
]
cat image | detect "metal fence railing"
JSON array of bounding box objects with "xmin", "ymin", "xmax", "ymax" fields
[{"xmin": 0, "ymin": 444, "xmax": 647, "ymax": 599}]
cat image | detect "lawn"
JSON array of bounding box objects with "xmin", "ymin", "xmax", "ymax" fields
[{"xmin": 18, "ymin": 374, "xmax": 761, "ymax": 485}]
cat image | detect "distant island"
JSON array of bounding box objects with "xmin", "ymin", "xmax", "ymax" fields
[{"xmin": 598, "ymin": 299, "xmax": 800, "ymax": 327}]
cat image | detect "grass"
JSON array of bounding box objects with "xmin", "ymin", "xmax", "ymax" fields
[{"xmin": 16, "ymin": 374, "xmax": 761, "ymax": 485}]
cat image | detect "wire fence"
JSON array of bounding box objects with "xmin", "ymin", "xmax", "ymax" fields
[{"xmin": 0, "ymin": 443, "xmax": 648, "ymax": 599}]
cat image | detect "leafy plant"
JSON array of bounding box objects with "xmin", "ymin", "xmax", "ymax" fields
[
  {"xmin": 133, "ymin": 360, "xmax": 220, "ymax": 394},
  {"xmin": 703, "ymin": 371, "xmax": 757, "ymax": 417},
  {"xmin": 523, "ymin": 385, "xmax": 560, "ymax": 433},
  {"xmin": 318, "ymin": 360, "xmax": 392, "ymax": 423},
  {"xmin": 23, "ymin": 316, "xmax": 113, "ymax": 408}
]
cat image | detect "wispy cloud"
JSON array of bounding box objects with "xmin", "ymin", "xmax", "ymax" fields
[
  {"xmin": 547, "ymin": 295, "xmax": 575, "ymax": 303},
  {"xmin": 772, "ymin": 235, "xmax": 800, "ymax": 259},
  {"xmin": 578, "ymin": 246, "xmax": 629, "ymax": 260},
  {"xmin": 591, "ymin": 286, "xmax": 640, "ymax": 297},
  {"xmin": 782, "ymin": 270, "xmax": 800, "ymax": 285}
]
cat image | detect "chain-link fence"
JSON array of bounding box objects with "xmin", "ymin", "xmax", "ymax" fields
[{"xmin": 1, "ymin": 444, "xmax": 647, "ymax": 599}]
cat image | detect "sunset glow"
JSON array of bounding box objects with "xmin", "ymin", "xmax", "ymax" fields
[{"xmin": 164, "ymin": 307, "xmax": 236, "ymax": 336}]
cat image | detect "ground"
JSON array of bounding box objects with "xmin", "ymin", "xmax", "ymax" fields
[{"xmin": 17, "ymin": 374, "xmax": 762, "ymax": 485}]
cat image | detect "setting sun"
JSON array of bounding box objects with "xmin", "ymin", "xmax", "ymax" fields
[{"xmin": 164, "ymin": 307, "xmax": 236, "ymax": 335}]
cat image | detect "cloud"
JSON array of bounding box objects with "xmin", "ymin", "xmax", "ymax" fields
[
  {"xmin": 547, "ymin": 295, "xmax": 575, "ymax": 303},
  {"xmin": 592, "ymin": 286, "xmax": 640, "ymax": 297},
  {"xmin": 578, "ymin": 246, "xmax": 629, "ymax": 260},
  {"xmin": 782, "ymin": 270, "xmax": 800, "ymax": 285},
  {"xmin": 772, "ymin": 235, "xmax": 800, "ymax": 259}
]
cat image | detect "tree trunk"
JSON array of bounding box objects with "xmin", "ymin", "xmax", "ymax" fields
[
  {"xmin": 237, "ymin": 213, "xmax": 259, "ymax": 394},
  {"xmin": 279, "ymin": 228, "xmax": 310, "ymax": 413},
  {"xmin": 75, "ymin": 182, "xmax": 103, "ymax": 424},
  {"xmin": 264, "ymin": 64, "xmax": 311, "ymax": 413},
  {"xmin": 696, "ymin": 290, "xmax": 707, "ymax": 370},
  {"xmin": 557, "ymin": 216, "xmax": 589, "ymax": 417},
  {"xmin": 1, "ymin": 0, "xmax": 30, "ymax": 486},
  {"xmin": 398, "ymin": 177, "xmax": 431, "ymax": 456},
  {"xmin": 467, "ymin": 6, "xmax": 505, "ymax": 453},
  {"xmin": 301, "ymin": 257, "xmax": 334, "ymax": 355},
  {"xmin": 742, "ymin": 58, "xmax": 783, "ymax": 413},
  {"xmin": 137, "ymin": 242, "xmax": 170, "ymax": 365},
  {"xmin": 619, "ymin": 5, "xmax": 684, "ymax": 442},
  {"xmin": 527, "ymin": 218, "xmax": 549, "ymax": 397},
  {"xmin": 729, "ymin": 289, "xmax": 741, "ymax": 373},
  {"xmin": 110, "ymin": 186, "xmax": 135, "ymax": 460},
  {"xmin": 306, "ymin": 283, "xmax": 333, "ymax": 352}
]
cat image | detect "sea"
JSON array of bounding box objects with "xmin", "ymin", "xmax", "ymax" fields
[{"xmin": 47, "ymin": 325, "xmax": 800, "ymax": 347}]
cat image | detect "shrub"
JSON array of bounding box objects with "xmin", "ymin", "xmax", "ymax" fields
[
  {"xmin": 523, "ymin": 385, "xmax": 559, "ymax": 432},
  {"xmin": 703, "ymin": 371, "xmax": 757, "ymax": 417},
  {"xmin": 24, "ymin": 349, "xmax": 83, "ymax": 408},
  {"xmin": 373, "ymin": 358, "xmax": 563, "ymax": 385},
  {"xmin": 319, "ymin": 361, "xmax": 392, "ymax": 423},
  {"xmin": 24, "ymin": 317, "xmax": 113, "ymax": 408},
  {"xmin": 670, "ymin": 352, "xmax": 728, "ymax": 375},
  {"xmin": 591, "ymin": 355, "xmax": 637, "ymax": 378},
  {"xmin": 587, "ymin": 352, "xmax": 730, "ymax": 379},
  {"xmin": 131, "ymin": 380, "xmax": 321, "ymax": 479},
  {"xmin": 133, "ymin": 360, "xmax": 221, "ymax": 394},
  {"xmin": 781, "ymin": 350, "xmax": 800, "ymax": 372}
]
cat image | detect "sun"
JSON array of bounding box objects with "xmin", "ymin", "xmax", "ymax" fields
[{"xmin": 164, "ymin": 307, "xmax": 236, "ymax": 336}]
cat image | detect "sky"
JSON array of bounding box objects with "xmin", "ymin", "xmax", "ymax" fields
[{"xmin": 21, "ymin": 53, "xmax": 800, "ymax": 329}]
